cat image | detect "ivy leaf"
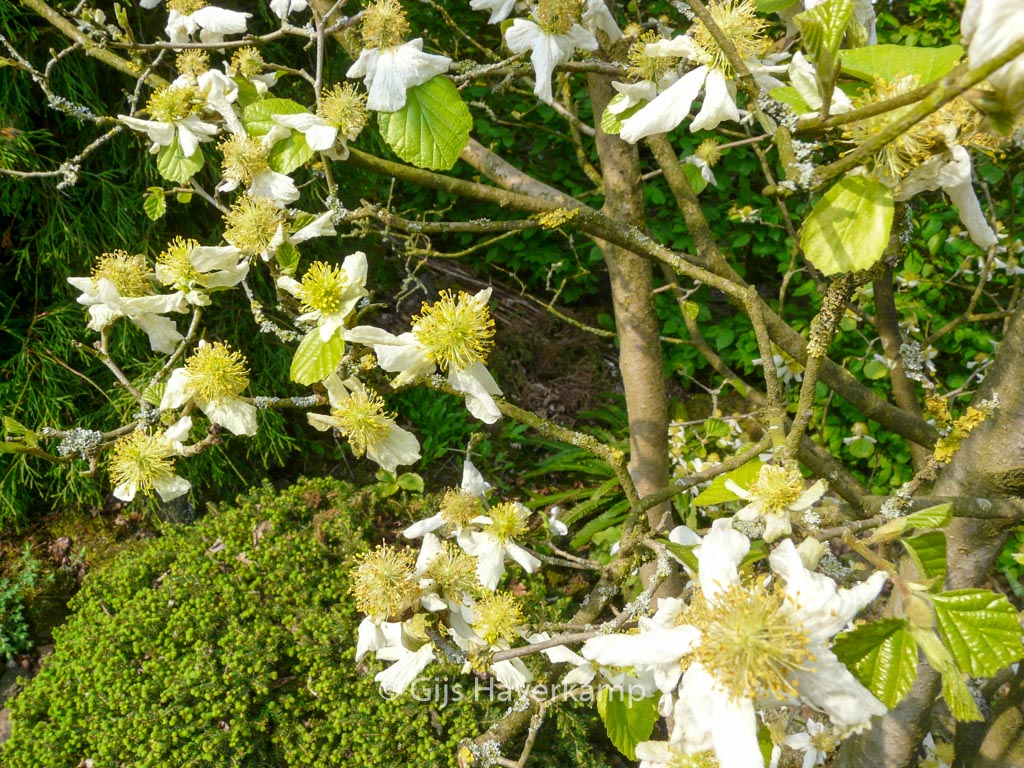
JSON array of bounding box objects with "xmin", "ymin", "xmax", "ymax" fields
[
  {"xmin": 377, "ymin": 76, "xmax": 471, "ymax": 171},
  {"xmin": 242, "ymin": 97, "xmax": 308, "ymax": 137},
  {"xmin": 290, "ymin": 330, "xmax": 344, "ymax": 386},
  {"xmin": 800, "ymin": 175, "xmax": 894, "ymax": 275},
  {"xmin": 156, "ymin": 135, "xmax": 204, "ymax": 183},
  {"xmin": 841, "ymin": 44, "xmax": 963, "ymax": 85},
  {"xmin": 901, "ymin": 531, "xmax": 947, "ymax": 584},
  {"xmin": 834, "ymin": 618, "xmax": 918, "ymax": 708},
  {"xmin": 143, "ymin": 187, "xmax": 166, "ymax": 221},
  {"xmin": 596, "ymin": 689, "xmax": 659, "ymax": 761},
  {"xmin": 930, "ymin": 589, "xmax": 1024, "ymax": 677},
  {"xmin": 693, "ymin": 459, "xmax": 762, "ymax": 507}
]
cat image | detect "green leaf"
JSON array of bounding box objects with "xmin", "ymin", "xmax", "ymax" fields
[
  {"xmin": 770, "ymin": 86, "xmax": 814, "ymax": 115},
  {"xmin": 175, "ymin": 191, "xmax": 193, "ymax": 204},
  {"xmin": 840, "ymin": 44, "xmax": 963, "ymax": 85},
  {"xmin": 377, "ymin": 76, "xmax": 471, "ymax": 171},
  {"xmin": 833, "ymin": 619, "xmax": 918, "ymax": 708},
  {"xmin": 396, "ymin": 473, "xmax": 424, "ymax": 493},
  {"xmin": 846, "ymin": 438, "xmax": 875, "ymax": 458},
  {"xmin": 232, "ymin": 75, "xmax": 260, "ymax": 109},
  {"xmin": 596, "ymin": 689, "xmax": 659, "ymax": 761},
  {"xmin": 904, "ymin": 503, "xmax": 952, "ymax": 530},
  {"xmin": 910, "ymin": 626, "xmax": 983, "ymax": 722},
  {"xmin": 682, "ymin": 162, "xmax": 708, "ymax": 195},
  {"xmin": 275, "ymin": 241, "xmax": 301, "ymax": 277},
  {"xmin": 901, "ymin": 531, "xmax": 946, "ymax": 583},
  {"xmin": 693, "ymin": 459, "xmax": 762, "ymax": 507},
  {"xmin": 268, "ymin": 132, "xmax": 313, "ymax": 175},
  {"xmin": 242, "ymin": 97, "xmax": 308, "ymax": 137},
  {"xmin": 143, "ymin": 187, "xmax": 166, "ymax": 221},
  {"xmin": 156, "ymin": 135, "xmax": 204, "ymax": 183},
  {"xmin": 800, "ymin": 175, "xmax": 894, "ymax": 276},
  {"xmin": 930, "ymin": 589, "xmax": 1024, "ymax": 677},
  {"xmin": 794, "ymin": 0, "xmax": 854, "ymax": 84},
  {"xmin": 3, "ymin": 417, "xmax": 39, "ymax": 449},
  {"xmin": 290, "ymin": 330, "xmax": 344, "ymax": 386},
  {"xmin": 600, "ymin": 93, "xmax": 643, "ymax": 135},
  {"xmin": 757, "ymin": 0, "xmax": 798, "ymax": 11},
  {"xmin": 863, "ymin": 359, "xmax": 889, "ymax": 379},
  {"xmin": 664, "ymin": 541, "xmax": 699, "ymax": 572}
]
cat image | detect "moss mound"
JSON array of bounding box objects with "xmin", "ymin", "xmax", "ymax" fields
[{"xmin": 2, "ymin": 478, "xmax": 493, "ymax": 767}]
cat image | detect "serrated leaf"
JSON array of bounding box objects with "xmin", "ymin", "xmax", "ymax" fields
[
  {"xmin": 682, "ymin": 163, "xmax": 708, "ymax": 195},
  {"xmin": 904, "ymin": 503, "xmax": 952, "ymax": 530},
  {"xmin": 596, "ymin": 689, "xmax": 658, "ymax": 761},
  {"xmin": 268, "ymin": 131, "xmax": 313, "ymax": 175},
  {"xmin": 910, "ymin": 626, "xmax": 983, "ymax": 721},
  {"xmin": 156, "ymin": 135, "xmax": 204, "ymax": 183},
  {"xmin": 833, "ymin": 618, "xmax": 918, "ymax": 708},
  {"xmin": 275, "ymin": 241, "xmax": 301, "ymax": 277},
  {"xmin": 377, "ymin": 76, "xmax": 471, "ymax": 171},
  {"xmin": 143, "ymin": 187, "xmax": 166, "ymax": 221},
  {"xmin": 901, "ymin": 531, "xmax": 947, "ymax": 583},
  {"xmin": 397, "ymin": 473, "xmax": 424, "ymax": 493},
  {"xmin": 794, "ymin": 0, "xmax": 854, "ymax": 84},
  {"xmin": 770, "ymin": 86, "xmax": 814, "ymax": 115},
  {"xmin": 800, "ymin": 175, "xmax": 894, "ymax": 275},
  {"xmin": 841, "ymin": 44, "xmax": 963, "ymax": 85},
  {"xmin": 703, "ymin": 418, "xmax": 732, "ymax": 438},
  {"xmin": 242, "ymin": 97, "xmax": 308, "ymax": 137},
  {"xmin": 175, "ymin": 191, "xmax": 193, "ymax": 204},
  {"xmin": 930, "ymin": 589, "xmax": 1024, "ymax": 677},
  {"xmin": 693, "ymin": 459, "xmax": 763, "ymax": 507},
  {"xmin": 290, "ymin": 330, "xmax": 344, "ymax": 386}
]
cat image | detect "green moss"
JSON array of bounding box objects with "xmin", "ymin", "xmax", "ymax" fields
[{"xmin": 2, "ymin": 477, "xmax": 614, "ymax": 768}]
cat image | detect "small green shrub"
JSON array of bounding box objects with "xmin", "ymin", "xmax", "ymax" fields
[
  {"xmin": 0, "ymin": 544, "xmax": 41, "ymax": 659},
  {"xmin": 2, "ymin": 477, "xmax": 614, "ymax": 768}
]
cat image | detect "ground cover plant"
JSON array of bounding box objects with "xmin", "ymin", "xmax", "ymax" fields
[{"xmin": 2, "ymin": 0, "xmax": 1024, "ymax": 766}]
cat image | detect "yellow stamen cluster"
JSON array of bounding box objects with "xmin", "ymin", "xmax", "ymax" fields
[
  {"xmin": 487, "ymin": 501, "xmax": 530, "ymax": 542},
  {"xmin": 109, "ymin": 429, "xmax": 177, "ymax": 494},
  {"xmin": 749, "ymin": 463, "xmax": 805, "ymax": 514},
  {"xmin": 472, "ymin": 591, "xmax": 524, "ymax": 645},
  {"xmin": 223, "ymin": 196, "xmax": 284, "ymax": 255},
  {"xmin": 361, "ymin": 0, "xmax": 410, "ymax": 49},
  {"xmin": 350, "ymin": 543, "xmax": 418, "ymax": 617},
  {"xmin": 319, "ymin": 83, "xmax": 368, "ymax": 140},
  {"xmin": 696, "ymin": 138, "xmax": 723, "ymax": 167},
  {"xmin": 690, "ymin": 0, "xmax": 770, "ymax": 75},
  {"xmin": 692, "ymin": 578, "xmax": 813, "ymax": 701},
  {"xmin": 329, "ymin": 388, "xmax": 393, "ymax": 457},
  {"xmin": 145, "ymin": 84, "xmax": 205, "ymax": 122},
  {"xmin": 92, "ymin": 251, "xmax": 152, "ymax": 297},
  {"xmin": 299, "ymin": 261, "xmax": 347, "ymax": 315},
  {"xmin": 167, "ymin": 0, "xmax": 207, "ymax": 13},
  {"xmin": 176, "ymin": 49, "xmax": 210, "ymax": 79},
  {"xmin": 424, "ymin": 542, "xmax": 480, "ymax": 597},
  {"xmin": 184, "ymin": 341, "xmax": 250, "ymax": 401},
  {"xmin": 412, "ymin": 290, "xmax": 495, "ymax": 372},
  {"xmin": 219, "ymin": 134, "xmax": 269, "ymax": 187},
  {"xmin": 628, "ymin": 31, "xmax": 681, "ymax": 82},
  {"xmin": 231, "ymin": 47, "xmax": 265, "ymax": 77},
  {"xmin": 536, "ymin": 0, "xmax": 583, "ymax": 35},
  {"xmin": 157, "ymin": 236, "xmax": 202, "ymax": 291},
  {"xmin": 438, "ymin": 488, "xmax": 485, "ymax": 530}
]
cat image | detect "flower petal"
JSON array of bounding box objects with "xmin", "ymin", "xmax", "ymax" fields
[{"xmin": 620, "ymin": 66, "xmax": 708, "ymax": 143}]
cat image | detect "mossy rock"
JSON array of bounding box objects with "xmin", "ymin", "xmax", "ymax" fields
[{"xmin": 1, "ymin": 477, "xmax": 615, "ymax": 768}]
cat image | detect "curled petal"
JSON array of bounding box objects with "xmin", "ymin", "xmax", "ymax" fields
[{"xmin": 620, "ymin": 66, "xmax": 708, "ymax": 143}]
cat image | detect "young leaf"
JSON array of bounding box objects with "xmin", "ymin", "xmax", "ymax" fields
[
  {"xmin": 601, "ymin": 93, "xmax": 643, "ymax": 135},
  {"xmin": 156, "ymin": 135, "xmax": 204, "ymax": 183},
  {"xmin": 841, "ymin": 44, "xmax": 963, "ymax": 85},
  {"xmin": 800, "ymin": 175, "xmax": 894, "ymax": 275},
  {"xmin": 901, "ymin": 531, "xmax": 946, "ymax": 584},
  {"xmin": 769, "ymin": 86, "xmax": 814, "ymax": 115},
  {"xmin": 903, "ymin": 502, "xmax": 952, "ymax": 530},
  {"xmin": 268, "ymin": 132, "xmax": 313, "ymax": 175},
  {"xmin": 692, "ymin": 459, "xmax": 762, "ymax": 507},
  {"xmin": 833, "ymin": 618, "xmax": 918, "ymax": 708},
  {"xmin": 377, "ymin": 76, "xmax": 471, "ymax": 171},
  {"xmin": 910, "ymin": 626, "xmax": 983, "ymax": 722},
  {"xmin": 930, "ymin": 589, "xmax": 1024, "ymax": 677},
  {"xmin": 596, "ymin": 689, "xmax": 659, "ymax": 761},
  {"xmin": 290, "ymin": 330, "xmax": 344, "ymax": 386},
  {"xmin": 793, "ymin": 0, "xmax": 854, "ymax": 84},
  {"xmin": 681, "ymin": 163, "xmax": 708, "ymax": 195},
  {"xmin": 143, "ymin": 187, "xmax": 166, "ymax": 221},
  {"xmin": 242, "ymin": 97, "xmax": 308, "ymax": 136}
]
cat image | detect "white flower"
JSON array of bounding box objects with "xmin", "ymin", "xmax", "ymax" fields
[
  {"xmin": 582, "ymin": 0, "xmax": 622, "ymax": 41},
  {"xmin": 196, "ymin": 68, "xmax": 244, "ymax": 137},
  {"xmin": 457, "ymin": 501, "xmax": 541, "ymax": 589},
  {"xmin": 109, "ymin": 416, "xmax": 193, "ymax": 503},
  {"xmin": 270, "ymin": 0, "xmax": 307, "ymax": 19},
  {"xmin": 504, "ymin": 18, "xmax": 598, "ymax": 104},
  {"xmin": 165, "ymin": 5, "xmax": 250, "ymax": 45},
  {"xmin": 404, "ymin": 457, "xmax": 491, "ymax": 539},
  {"xmin": 347, "ymin": 38, "xmax": 452, "ymax": 112},
  {"xmin": 68, "ymin": 253, "xmax": 187, "ymax": 354},
  {"xmin": 470, "ymin": 0, "xmax": 518, "ymax": 23},
  {"xmin": 373, "ymin": 621, "xmax": 436, "ymax": 696},
  {"xmin": 785, "ymin": 718, "xmax": 833, "ymax": 768},
  {"xmin": 155, "ymin": 238, "xmax": 249, "ymax": 306},
  {"xmin": 276, "ymin": 251, "xmax": 368, "ymax": 341},
  {"xmin": 118, "ymin": 111, "xmax": 218, "ymax": 158},
  {"xmin": 788, "ymin": 51, "xmax": 852, "ymax": 116},
  {"xmin": 961, "ymin": 0, "xmax": 1024, "ymax": 112},
  {"xmin": 345, "ymin": 288, "xmax": 503, "ymax": 423},
  {"xmin": 160, "ymin": 340, "xmax": 257, "ymax": 436},
  {"xmin": 272, "ymin": 112, "xmax": 339, "ymax": 152},
  {"xmin": 621, "ymin": 64, "xmax": 739, "ymax": 142},
  {"xmin": 725, "ymin": 462, "xmax": 826, "ymax": 542},
  {"xmin": 895, "ymin": 143, "xmax": 998, "ymax": 248},
  {"xmin": 307, "ymin": 376, "xmax": 421, "ymax": 474}
]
